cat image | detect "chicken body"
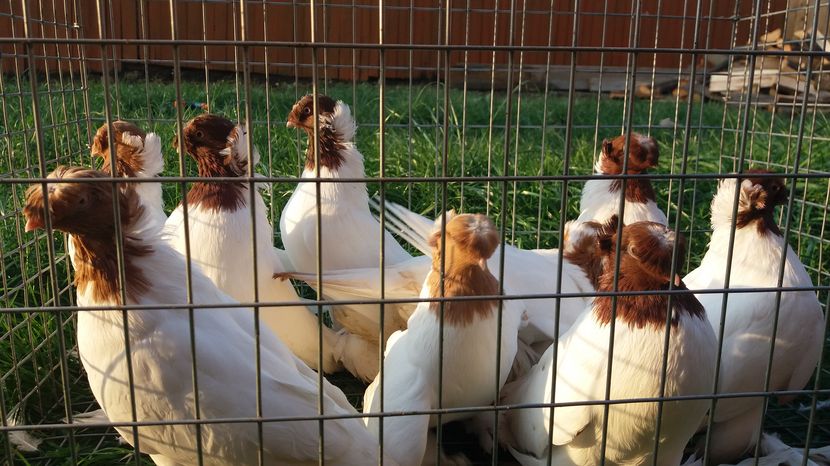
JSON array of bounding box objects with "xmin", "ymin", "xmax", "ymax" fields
[
  {"xmin": 504, "ymin": 301, "xmax": 716, "ymax": 466},
  {"xmin": 279, "ymin": 135, "xmax": 411, "ymax": 334},
  {"xmin": 502, "ymin": 222, "xmax": 716, "ymax": 466},
  {"xmin": 362, "ymin": 214, "xmax": 526, "ymax": 466},
  {"xmin": 163, "ymin": 115, "xmax": 343, "ymax": 373},
  {"xmin": 25, "ymin": 167, "xmax": 394, "ymax": 466},
  {"xmin": 76, "ymin": 242, "xmax": 379, "ymax": 465},
  {"xmin": 281, "ymin": 96, "xmax": 412, "ymax": 381},
  {"xmin": 577, "ymin": 166, "xmax": 668, "ymax": 225},
  {"xmin": 684, "ymin": 175, "xmax": 824, "ymax": 464},
  {"xmin": 364, "ymin": 296, "xmax": 525, "ymax": 466}
]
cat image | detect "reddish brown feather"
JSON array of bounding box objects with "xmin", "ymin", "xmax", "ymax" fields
[
  {"xmin": 179, "ymin": 114, "xmax": 246, "ymax": 212},
  {"xmin": 426, "ymin": 214, "xmax": 501, "ymax": 327},
  {"xmin": 593, "ymin": 221, "xmax": 704, "ymax": 329},
  {"xmin": 735, "ymin": 169, "xmax": 788, "ymax": 236},
  {"xmin": 23, "ymin": 167, "xmax": 151, "ymax": 304},
  {"xmin": 91, "ymin": 120, "xmax": 147, "ymax": 178},
  {"xmin": 286, "ymin": 94, "xmax": 346, "ymax": 171},
  {"xmin": 562, "ymin": 217, "xmax": 617, "ymax": 289},
  {"xmin": 600, "ymin": 133, "xmax": 659, "ymax": 203}
]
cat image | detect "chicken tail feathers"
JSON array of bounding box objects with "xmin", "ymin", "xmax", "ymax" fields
[{"xmin": 369, "ymin": 197, "xmax": 460, "ymax": 258}]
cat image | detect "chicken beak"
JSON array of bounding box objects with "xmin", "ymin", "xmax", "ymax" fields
[
  {"xmin": 25, "ymin": 216, "xmax": 44, "ymax": 232},
  {"xmin": 286, "ymin": 119, "xmax": 297, "ymax": 128}
]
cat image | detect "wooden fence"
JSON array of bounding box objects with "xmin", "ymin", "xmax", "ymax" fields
[{"xmin": 2, "ymin": 0, "xmax": 787, "ymax": 82}]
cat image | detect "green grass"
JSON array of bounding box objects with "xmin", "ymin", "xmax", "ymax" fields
[{"xmin": 1, "ymin": 75, "xmax": 829, "ymax": 464}]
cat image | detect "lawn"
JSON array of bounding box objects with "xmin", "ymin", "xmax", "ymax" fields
[{"xmin": 1, "ymin": 75, "xmax": 829, "ymax": 464}]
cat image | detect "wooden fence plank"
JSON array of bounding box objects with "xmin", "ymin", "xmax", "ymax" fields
[{"xmin": 2, "ymin": 0, "xmax": 790, "ymax": 81}]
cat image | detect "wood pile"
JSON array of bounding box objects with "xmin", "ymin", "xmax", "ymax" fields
[
  {"xmin": 707, "ymin": 27, "xmax": 830, "ymax": 109},
  {"xmin": 606, "ymin": 78, "xmax": 701, "ymax": 101}
]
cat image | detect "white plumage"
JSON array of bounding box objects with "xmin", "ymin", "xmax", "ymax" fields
[
  {"xmin": 501, "ymin": 221, "xmax": 716, "ymax": 466},
  {"xmin": 684, "ymin": 173, "xmax": 824, "ymax": 464},
  {"xmin": 162, "ymin": 114, "xmax": 345, "ymax": 374},
  {"xmin": 120, "ymin": 132, "xmax": 165, "ymax": 222},
  {"xmin": 281, "ymin": 95, "xmax": 413, "ymax": 381},
  {"xmin": 24, "ymin": 167, "xmax": 394, "ymax": 465},
  {"xmin": 90, "ymin": 120, "xmax": 167, "ymax": 231},
  {"xmin": 362, "ymin": 214, "xmax": 526, "ymax": 466}
]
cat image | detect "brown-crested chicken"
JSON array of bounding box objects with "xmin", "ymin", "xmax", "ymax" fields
[{"xmin": 162, "ymin": 114, "xmax": 346, "ymax": 374}]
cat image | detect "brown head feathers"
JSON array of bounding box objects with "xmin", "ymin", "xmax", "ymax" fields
[
  {"xmin": 563, "ymin": 216, "xmax": 618, "ymax": 289},
  {"xmin": 177, "ymin": 114, "xmax": 247, "ymax": 212},
  {"xmin": 91, "ymin": 120, "xmax": 147, "ymax": 177},
  {"xmin": 600, "ymin": 133, "xmax": 659, "ymax": 203},
  {"xmin": 23, "ymin": 166, "xmax": 151, "ymax": 304},
  {"xmin": 736, "ymin": 169, "xmax": 788, "ymax": 236},
  {"xmin": 286, "ymin": 94, "xmax": 346, "ymax": 171},
  {"xmin": 286, "ymin": 94, "xmax": 338, "ymax": 130},
  {"xmin": 593, "ymin": 221, "xmax": 704, "ymax": 329},
  {"xmin": 427, "ymin": 213, "xmax": 501, "ymax": 326}
]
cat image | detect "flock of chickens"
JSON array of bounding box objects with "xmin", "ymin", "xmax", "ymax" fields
[{"xmin": 20, "ymin": 93, "xmax": 824, "ymax": 466}]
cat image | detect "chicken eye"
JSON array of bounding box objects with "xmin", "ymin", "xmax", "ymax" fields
[
  {"xmin": 195, "ymin": 130, "xmax": 204, "ymax": 139},
  {"xmin": 302, "ymin": 107, "xmax": 312, "ymax": 116}
]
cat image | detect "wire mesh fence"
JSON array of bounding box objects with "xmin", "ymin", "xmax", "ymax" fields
[{"xmin": 1, "ymin": 0, "xmax": 829, "ymax": 464}]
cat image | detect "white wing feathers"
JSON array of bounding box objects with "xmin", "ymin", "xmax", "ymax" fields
[
  {"xmin": 367, "ymin": 197, "xmax": 440, "ymax": 256},
  {"xmin": 280, "ymin": 255, "xmax": 431, "ymax": 300}
]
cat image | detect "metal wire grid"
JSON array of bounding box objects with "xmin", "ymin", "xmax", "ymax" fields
[
  {"xmin": 713, "ymin": 0, "xmax": 830, "ymax": 453},
  {"xmin": 1, "ymin": 0, "xmax": 829, "ymax": 464}
]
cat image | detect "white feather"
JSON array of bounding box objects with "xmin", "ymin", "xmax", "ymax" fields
[
  {"xmin": 808, "ymin": 443, "xmax": 830, "ymax": 465},
  {"xmin": 328, "ymin": 100, "xmax": 357, "ymax": 143},
  {"xmin": 63, "ymin": 408, "xmax": 108, "ymax": 425},
  {"xmin": 362, "ymin": 278, "xmax": 526, "ymax": 466},
  {"xmin": 221, "ymin": 124, "xmax": 261, "ymax": 168},
  {"xmin": 119, "ymin": 131, "xmax": 167, "ymax": 230},
  {"xmin": 71, "ymin": 202, "xmax": 396, "ymax": 465},
  {"xmin": 368, "ymin": 197, "xmax": 438, "ymax": 256},
  {"xmin": 163, "ymin": 135, "xmax": 344, "ymax": 374},
  {"xmin": 502, "ymin": 301, "xmax": 717, "ymax": 466},
  {"xmin": 684, "ymin": 177, "xmax": 825, "ymax": 464},
  {"xmin": 282, "ymin": 255, "xmax": 431, "ymax": 301},
  {"xmin": 7, "ymin": 407, "xmax": 42, "ymax": 452},
  {"xmin": 798, "ymin": 399, "xmax": 830, "ymax": 412}
]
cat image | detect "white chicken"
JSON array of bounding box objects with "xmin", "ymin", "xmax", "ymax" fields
[
  {"xmin": 362, "ymin": 213, "xmax": 526, "ymax": 466},
  {"xmin": 576, "ymin": 132, "xmax": 668, "ymax": 225},
  {"xmin": 162, "ymin": 114, "xmax": 346, "ymax": 374},
  {"xmin": 501, "ymin": 221, "xmax": 717, "ymax": 466},
  {"xmin": 23, "ymin": 166, "xmax": 395, "ymax": 465},
  {"xmin": 684, "ymin": 171, "xmax": 824, "ymax": 464},
  {"xmin": 281, "ymin": 94, "xmax": 413, "ymax": 381}
]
